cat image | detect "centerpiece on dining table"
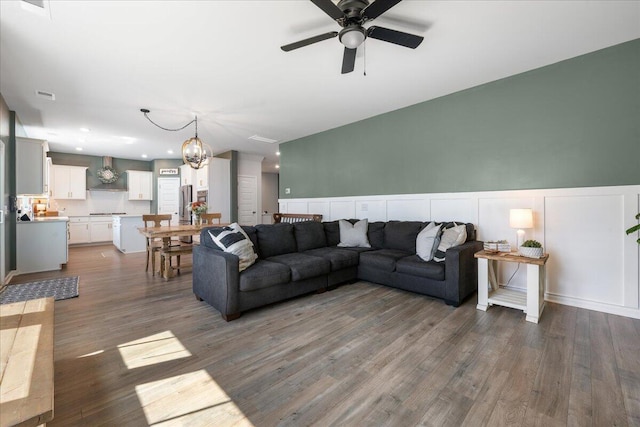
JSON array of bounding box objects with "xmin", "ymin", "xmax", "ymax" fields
[{"xmin": 188, "ymin": 201, "xmax": 208, "ymax": 225}]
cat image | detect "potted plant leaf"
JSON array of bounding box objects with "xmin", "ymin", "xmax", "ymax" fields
[
  {"xmin": 626, "ymin": 213, "xmax": 640, "ymax": 245},
  {"xmin": 520, "ymin": 239, "xmax": 543, "ymax": 258}
]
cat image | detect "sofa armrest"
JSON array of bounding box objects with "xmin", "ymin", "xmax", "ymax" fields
[
  {"xmin": 444, "ymin": 240, "xmax": 484, "ymax": 306},
  {"xmin": 193, "ymin": 244, "xmax": 241, "ymax": 317}
]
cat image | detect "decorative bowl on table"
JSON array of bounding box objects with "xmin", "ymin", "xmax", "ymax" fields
[{"xmin": 519, "ymin": 246, "xmax": 543, "ymax": 258}]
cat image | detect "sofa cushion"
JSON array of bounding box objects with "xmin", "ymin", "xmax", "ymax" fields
[
  {"xmin": 294, "ymin": 221, "xmax": 327, "ymax": 252},
  {"xmin": 267, "ymin": 253, "xmax": 331, "ymax": 281},
  {"xmin": 359, "ymin": 249, "xmax": 411, "ymax": 272},
  {"xmin": 239, "ymin": 260, "xmax": 292, "ymax": 292},
  {"xmin": 396, "ymin": 255, "xmax": 445, "ymax": 281},
  {"xmin": 384, "ymin": 221, "xmax": 424, "ymax": 253},
  {"xmin": 303, "ymin": 247, "xmax": 360, "ymax": 271},
  {"xmin": 434, "ymin": 223, "xmax": 467, "ymax": 262},
  {"xmin": 338, "ymin": 219, "xmax": 371, "ymax": 248},
  {"xmin": 323, "ymin": 221, "xmax": 341, "ymax": 247},
  {"xmin": 241, "ymin": 225, "xmax": 259, "ymax": 249},
  {"xmin": 368, "ymin": 222, "xmax": 386, "ymax": 249},
  {"xmin": 255, "ymin": 223, "xmax": 297, "ymax": 258}
]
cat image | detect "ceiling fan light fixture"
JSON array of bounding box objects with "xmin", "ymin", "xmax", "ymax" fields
[{"xmin": 339, "ymin": 26, "xmax": 365, "ymax": 49}]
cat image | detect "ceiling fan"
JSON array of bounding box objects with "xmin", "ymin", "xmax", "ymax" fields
[{"xmin": 281, "ymin": 0, "xmax": 424, "ymax": 74}]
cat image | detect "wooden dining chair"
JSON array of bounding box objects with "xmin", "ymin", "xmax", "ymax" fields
[
  {"xmin": 142, "ymin": 214, "xmax": 172, "ymax": 276},
  {"xmin": 200, "ymin": 212, "xmax": 222, "ymax": 224}
]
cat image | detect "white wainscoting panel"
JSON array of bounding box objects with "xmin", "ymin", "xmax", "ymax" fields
[
  {"xmin": 330, "ymin": 201, "xmax": 355, "ymax": 221},
  {"xmin": 545, "ymin": 194, "xmax": 624, "ymax": 306},
  {"xmin": 308, "ymin": 201, "xmax": 331, "ymax": 221},
  {"xmin": 356, "ymin": 200, "xmax": 387, "ymax": 222},
  {"xmin": 431, "ymin": 198, "xmax": 476, "ymax": 224},
  {"xmin": 280, "ymin": 185, "xmax": 640, "ymax": 319},
  {"xmin": 387, "ymin": 199, "xmax": 425, "ymax": 221}
]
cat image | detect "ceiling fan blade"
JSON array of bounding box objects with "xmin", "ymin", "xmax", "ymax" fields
[
  {"xmin": 341, "ymin": 47, "xmax": 357, "ymax": 74},
  {"xmin": 281, "ymin": 31, "xmax": 338, "ymax": 52},
  {"xmin": 310, "ymin": 0, "xmax": 345, "ymax": 21},
  {"xmin": 367, "ymin": 26, "xmax": 423, "ymax": 48},
  {"xmin": 362, "ymin": 0, "xmax": 403, "ymax": 20}
]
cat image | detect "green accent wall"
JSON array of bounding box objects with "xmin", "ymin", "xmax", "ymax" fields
[{"xmin": 280, "ymin": 39, "xmax": 640, "ymax": 198}]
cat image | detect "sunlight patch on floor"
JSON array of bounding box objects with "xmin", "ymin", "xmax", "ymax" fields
[
  {"xmin": 0, "ymin": 324, "xmax": 40, "ymax": 402},
  {"xmin": 117, "ymin": 331, "xmax": 191, "ymax": 369},
  {"xmin": 135, "ymin": 369, "xmax": 254, "ymax": 426},
  {"xmin": 77, "ymin": 349, "xmax": 104, "ymax": 358}
]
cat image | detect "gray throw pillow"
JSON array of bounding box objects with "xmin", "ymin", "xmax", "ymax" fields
[{"xmin": 337, "ymin": 219, "xmax": 371, "ymax": 248}]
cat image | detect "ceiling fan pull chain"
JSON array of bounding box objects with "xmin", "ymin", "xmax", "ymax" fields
[{"xmin": 363, "ymin": 38, "xmax": 367, "ymax": 76}]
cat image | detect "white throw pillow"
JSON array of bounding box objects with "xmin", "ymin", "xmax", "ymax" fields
[
  {"xmin": 208, "ymin": 223, "xmax": 257, "ymax": 271},
  {"xmin": 416, "ymin": 222, "xmax": 441, "ymax": 261},
  {"xmin": 337, "ymin": 219, "xmax": 371, "ymax": 248},
  {"xmin": 433, "ymin": 223, "xmax": 467, "ymax": 262}
]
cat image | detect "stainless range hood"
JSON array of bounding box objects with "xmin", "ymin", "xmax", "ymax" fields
[{"xmin": 89, "ymin": 157, "xmax": 127, "ymax": 192}]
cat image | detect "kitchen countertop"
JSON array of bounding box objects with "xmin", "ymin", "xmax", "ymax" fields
[{"xmin": 18, "ymin": 216, "xmax": 69, "ymax": 223}]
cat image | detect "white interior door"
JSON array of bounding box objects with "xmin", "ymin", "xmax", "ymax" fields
[
  {"xmin": 0, "ymin": 142, "xmax": 5, "ymax": 284},
  {"xmin": 238, "ymin": 175, "xmax": 258, "ymax": 226},
  {"xmin": 157, "ymin": 178, "xmax": 180, "ymax": 225}
]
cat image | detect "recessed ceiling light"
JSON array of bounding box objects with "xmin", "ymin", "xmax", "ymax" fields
[
  {"xmin": 276, "ymin": 151, "xmax": 281, "ymax": 156},
  {"xmin": 141, "ymin": 154, "xmax": 148, "ymax": 158},
  {"xmin": 79, "ymin": 127, "xmax": 91, "ymax": 133},
  {"xmin": 75, "ymin": 147, "xmax": 83, "ymax": 151},
  {"xmin": 275, "ymin": 164, "xmax": 280, "ymax": 169},
  {"xmin": 167, "ymin": 150, "xmax": 174, "ymax": 154}
]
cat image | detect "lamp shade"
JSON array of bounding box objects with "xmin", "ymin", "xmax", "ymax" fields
[{"xmin": 509, "ymin": 208, "xmax": 533, "ymax": 229}]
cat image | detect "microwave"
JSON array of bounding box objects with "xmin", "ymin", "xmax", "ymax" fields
[{"xmin": 197, "ymin": 190, "xmax": 208, "ymax": 204}]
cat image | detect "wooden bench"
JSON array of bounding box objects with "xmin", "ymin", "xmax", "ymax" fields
[
  {"xmin": 160, "ymin": 245, "xmax": 193, "ymax": 279},
  {"xmin": 0, "ymin": 297, "xmax": 54, "ymax": 427},
  {"xmin": 272, "ymin": 213, "xmax": 323, "ymax": 224}
]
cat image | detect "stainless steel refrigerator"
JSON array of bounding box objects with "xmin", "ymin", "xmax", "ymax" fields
[{"xmin": 179, "ymin": 185, "xmax": 192, "ymax": 243}]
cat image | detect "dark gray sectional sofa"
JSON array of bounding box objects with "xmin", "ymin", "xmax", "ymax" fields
[{"xmin": 193, "ymin": 220, "xmax": 483, "ymax": 321}]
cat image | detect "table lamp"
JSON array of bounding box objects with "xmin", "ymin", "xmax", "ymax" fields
[{"xmin": 510, "ymin": 208, "xmax": 533, "ymax": 248}]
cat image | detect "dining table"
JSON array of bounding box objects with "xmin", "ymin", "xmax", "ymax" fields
[{"xmin": 137, "ymin": 223, "xmax": 228, "ymax": 279}]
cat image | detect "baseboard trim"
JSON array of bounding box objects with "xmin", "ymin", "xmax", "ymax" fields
[
  {"xmin": 4, "ymin": 270, "xmax": 17, "ymax": 285},
  {"xmin": 546, "ymin": 293, "xmax": 640, "ymax": 319}
]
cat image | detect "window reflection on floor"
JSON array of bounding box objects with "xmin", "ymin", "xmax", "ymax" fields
[{"xmin": 117, "ymin": 331, "xmax": 191, "ymax": 369}]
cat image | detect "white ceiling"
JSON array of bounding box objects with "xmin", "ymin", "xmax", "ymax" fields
[{"xmin": 1, "ymin": 1, "xmax": 639, "ymax": 172}]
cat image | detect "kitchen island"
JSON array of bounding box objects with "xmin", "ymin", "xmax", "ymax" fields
[
  {"xmin": 113, "ymin": 215, "xmax": 147, "ymax": 253},
  {"xmin": 16, "ymin": 216, "xmax": 69, "ymax": 274}
]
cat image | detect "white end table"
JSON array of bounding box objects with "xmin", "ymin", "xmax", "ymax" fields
[{"xmin": 475, "ymin": 250, "xmax": 549, "ymax": 323}]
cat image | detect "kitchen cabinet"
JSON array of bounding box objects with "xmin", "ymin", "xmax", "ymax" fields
[
  {"xmin": 68, "ymin": 216, "xmax": 114, "ymax": 244},
  {"xmin": 127, "ymin": 170, "xmax": 153, "ymax": 200},
  {"xmin": 68, "ymin": 217, "xmax": 90, "ymax": 244},
  {"xmin": 180, "ymin": 164, "xmax": 196, "ymax": 186},
  {"xmin": 196, "ymin": 165, "xmax": 208, "ymax": 190},
  {"xmin": 51, "ymin": 165, "xmax": 87, "ymax": 200},
  {"xmin": 17, "ymin": 218, "xmax": 68, "ymax": 274},
  {"xmin": 16, "ymin": 137, "xmax": 49, "ymax": 195},
  {"xmin": 90, "ymin": 217, "xmax": 113, "ymax": 242}
]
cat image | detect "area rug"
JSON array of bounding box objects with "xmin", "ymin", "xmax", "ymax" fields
[{"xmin": 0, "ymin": 276, "xmax": 79, "ymax": 304}]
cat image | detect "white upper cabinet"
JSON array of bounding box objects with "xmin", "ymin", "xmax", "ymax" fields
[
  {"xmin": 16, "ymin": 137, "xmax": 49, "ymax": 195},
  {"xmin": 51, "ymin": 165, "xmax": 87, "ymax": 200},
  {"xmin": 127, "ymin": 170, "xmax": 153, "ymax": 200},
  {"xmin": 180, "ymin": 164, "xmax": 196, "ymax": 187},
  {"xmin": 196, "ymin": 164, "xmax": 208, "ymax": 190}
]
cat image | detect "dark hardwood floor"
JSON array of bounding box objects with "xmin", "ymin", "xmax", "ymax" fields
[{"xmin": 8, "ymin": 244, "xmax": 640, "ymax": 426}]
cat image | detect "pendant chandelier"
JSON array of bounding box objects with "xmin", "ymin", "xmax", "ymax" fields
[{"xmin": 140, "ymin": 108, "xmax": 212, "ymax": 169}]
